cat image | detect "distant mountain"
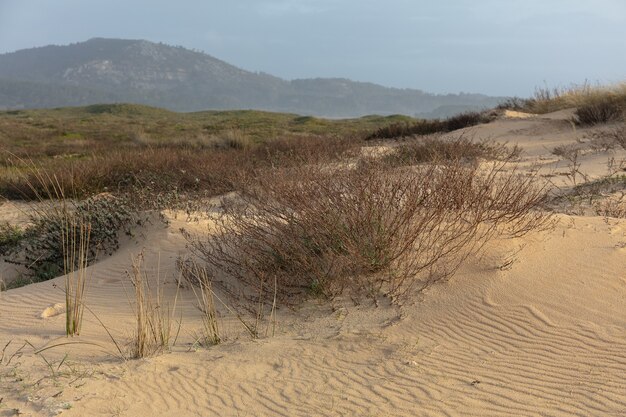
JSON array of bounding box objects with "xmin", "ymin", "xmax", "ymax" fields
[{"xmin": 0, "ymin": 38, "xmax": 504, "ymax": 117}]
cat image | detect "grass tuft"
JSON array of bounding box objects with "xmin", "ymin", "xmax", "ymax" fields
[
  {"xmin": 126, "ymin": 252, "xmax": 179, "ymax": 358},
  {"xmin": 178, "ymin": 259, "xmax": 221, "ymax": 346}
]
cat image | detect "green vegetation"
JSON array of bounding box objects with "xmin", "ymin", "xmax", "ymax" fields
[
  {"xmin": 0, "ymin": 221, "xmax": 23, "ymax": 253},
  {"xmin": 3, "ymin": 194, "xmax": 141, "ymax": 283},
  {"xmin": 0, "ymin": 104, "xmax": 409, "ymax": 159},
  {"xmin": 0, "ymin": 104, "xmax": 407, "ymax": 199}
]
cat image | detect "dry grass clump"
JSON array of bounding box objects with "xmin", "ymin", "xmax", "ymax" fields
[
  {"xmin": 62, "ymin": 219, "xmax": 91, "ymax": 337},
  {"xmin": 384, "ymin": 135, "xmax": 521, "ymax": 166},
  {"xmin": 178, "ymin": 259, "xmax": 221, "ymax": 346},
  {"xmin": 583, "ymin": 125, "xmax": 626, "ymax": 157},
  {"xmin": 185, "ymin": 156, "xmax": 549, "ymax": 302},
  {"xmin": 594, "ymin": 195, "xmax": 626, "ymax": 219},
  {"xmin": 177, "ymin": 256, "xmax": 277, "ymax": 341},
  {"xmin": 127, "ymin": 253, "xmax": 179, "ymax": 358},
  {"xmin": 0, "ymin": 167, "xmax": 95, "ymax": 335},
  {"xmin": 499, "ymin": 82, "xmax": 626, "ymax": 120},
  {"xmin": 367, "ymin": 111, "xmax": 494, "ymax": 140}
]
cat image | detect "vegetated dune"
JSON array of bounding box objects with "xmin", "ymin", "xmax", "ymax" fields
[{"xmin": 1, "ymin": 109, "xmax": 626, "ymax": 416}]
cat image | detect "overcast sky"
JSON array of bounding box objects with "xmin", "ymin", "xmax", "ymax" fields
[{"xmin": 0, "ymin": 0, "xmax": 624, "ymax": 97}]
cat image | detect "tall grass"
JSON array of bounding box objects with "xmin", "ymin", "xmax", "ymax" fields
[
  {"xmin": 63, "ymin": 219, "xmax": 91, "ymax": 336},
  {"xmin": 126, "ymin": 253, "xmax": 179, "ymax": 358},
  {"xmin": 13, "ymin": 162, "xmax": 93, "ymax": 336},
  {"xmin": 499, "ymin": 82, "xmax": 626, "ymax": 121},
  {"xmin": 178, "ymin": 259, "xmax": 221, "ymax": 346}
]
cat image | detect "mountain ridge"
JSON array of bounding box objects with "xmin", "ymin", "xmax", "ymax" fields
[{"xmin": 0, "ymin": 38, "xmax": 504, "ymax": 117}]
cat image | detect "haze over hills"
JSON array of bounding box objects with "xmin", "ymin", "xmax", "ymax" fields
[{"xmin": 0, "ymin": 38, "xmax": 504, "ymax": 117}]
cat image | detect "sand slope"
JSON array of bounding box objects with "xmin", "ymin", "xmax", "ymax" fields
[{"xmin": 1, "ymin": 111, "xmax": 626, "ymax": 416}]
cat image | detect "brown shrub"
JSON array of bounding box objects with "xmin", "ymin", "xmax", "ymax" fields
[
  {"xmin": 574, "ymin": 97, "xmax": 624, "ymax": 126},
  {"xmin": 0, "ymin": 148, "xmax": 238, "ymax": 200},
  {"xmin": 183, "ymin": 158, "xmax": 549, "ymax": 303},
  {"xmin": 0, "ymin": 135, "xmax": 361, "ymax": 202}
]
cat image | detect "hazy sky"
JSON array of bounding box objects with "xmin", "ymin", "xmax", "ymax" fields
[{"xmin": 0, "ymin": 0, "xmax": 625, "ymax": 96}]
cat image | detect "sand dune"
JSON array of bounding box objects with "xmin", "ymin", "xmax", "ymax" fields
[{"xmin": 2, "ymin": 110, "xmax": 626, "ymax": 416}]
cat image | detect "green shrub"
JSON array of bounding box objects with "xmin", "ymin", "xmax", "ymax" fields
[
  {"xmin": 0, "ymin": 221, "xmax": 24, "ymax": 254},
  {"xmin": 4, "ymin": 194, "xmax": 141, "ymax": 282}
]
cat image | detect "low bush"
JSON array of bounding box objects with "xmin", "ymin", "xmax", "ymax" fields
[
  {"xmin": 574, "ymin": 97, "xmax": 624, "ymax": 126},
  {"xmin": 367, "ymin": 111, "xmax": 494, "ymax": 140},
  {"xmin": 496, "ymin": 97, "xmax": 534, "ymax": 111},
  {"xmin": 0, "ymin": 221, "xmax": 24, "ymax": 254},
  {"xmin": 0, "ymin": 135, "xmax": 360, "ymax": 202},
  {"xmin": 4, "ymin": 194, "xmax": 140, "ymax": 282},
  {"xmin": 384, "ymin": 135, "xmax": 521, "ymax": 166},
  {"xmin": 184, "ymin": 158, "xmax": 549, "ymax": 302},
  {"xmin": 594, "ymin": 196, "xmax": 626, "ymax": 219},
  {"xmin": 0, "ymin": 148, "xmax": 238, "ymax": 200}
]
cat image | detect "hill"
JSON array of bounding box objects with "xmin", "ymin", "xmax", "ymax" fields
[{"xmin": 0, "ymin": 38, "xmax": 503, "ymax": 117}]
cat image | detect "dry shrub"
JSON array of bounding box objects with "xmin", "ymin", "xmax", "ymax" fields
[
  {"xmin": 184, "ymin": 158, "xmax": 549, "ymax": 302},
  {"xmin": 586, "ymin": 123, "xmax": 626, "ymax": 152},
  {"xmin": 575, "ymin": 96, "xmax": 624, "ymax": 126},
  {"xmin": 0, "ymin": 148, "xmax": 238, "ymax": 200},
  {"xmin": 252, "ymin": 134, "xmax": 361, "ymax": 167},
  {"xmin": 594, "ymin": 194, "xmax": 626, "ymax": 219},
  {"xmin": 552, "ymin": 144, "xmax": 582, "ymax": 160},
  {"xmin": 496, "ymin": 97, "xmax": 532, "ymax": 111},
  {"xmin": 385, "ymin": 135, "xmax": 521, "ymax": 165},
  {"xmin": 213, "ymin": 129, "xmax": 254, "ymax": 149},
  {"xmin": 1, "ymin": 135, "xmax": 360, "ymax": 202}
]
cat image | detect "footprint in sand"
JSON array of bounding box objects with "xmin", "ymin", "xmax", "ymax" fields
[{"xmin": 40, "ymin": 303, "xmax": 65, "ymax": 319}]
